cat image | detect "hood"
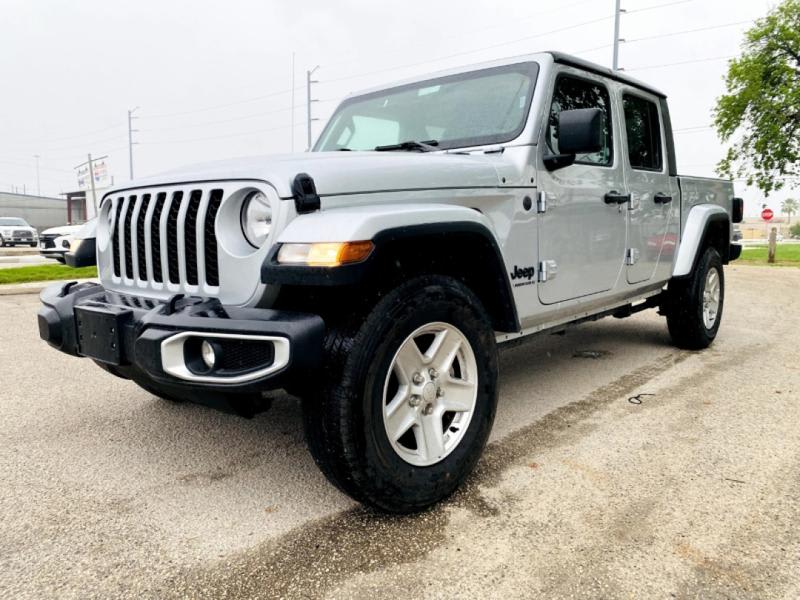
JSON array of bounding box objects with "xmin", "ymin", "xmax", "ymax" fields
[
  {"xmin": 0, "ymin": 224, "xmax": 35, "ymax": 232},
  {"xmin": 42, "ymin": 224, "xmax": 82, "ymax": 236},
  {"xmin": 115, "ymin": 151, "xmax": 505, "ymax": 198}
]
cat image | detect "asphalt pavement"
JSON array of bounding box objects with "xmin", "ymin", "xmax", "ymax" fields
[{"xmin": 1, "ymin": 264, "xmax": 798, "ymax": 599}]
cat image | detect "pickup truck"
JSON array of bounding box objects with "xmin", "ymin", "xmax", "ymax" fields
[
  {"xmin": 0, "ymin": 217, "xmax": 38, "ymax": 247},
  {"xmin": 38, "ymin": 51, "xmax": 743, "ymax": 513}
]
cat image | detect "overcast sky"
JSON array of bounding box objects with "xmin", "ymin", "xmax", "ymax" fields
[{"xmin": 0, "ymin": 0, "xmax": 792, "ymax": 215}]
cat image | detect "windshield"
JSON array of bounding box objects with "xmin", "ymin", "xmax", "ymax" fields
[
  {"xmin": 0, "ymin": 218, "xmax": 28, "ymax": 227},
  {"xmin": 315, "ymin": 62, "xmax": 538, "ymax": 152}
]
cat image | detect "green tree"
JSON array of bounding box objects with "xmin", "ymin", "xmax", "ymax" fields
[
  {"xmin": 714, "ymin": 0, "xmax": 800, "ymax": 195},
  {"xmin": 782, "ymin": 198, "xmax": 799, "ymax": 223}
]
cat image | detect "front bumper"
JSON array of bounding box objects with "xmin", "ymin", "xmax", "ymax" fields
[
  {"xmin": 40, "ymin": 249, "xmax": 67, "ymax": 258},
  {"xmin": 37, "ymin": 282, "xmax": 325, "ymax": 396}
]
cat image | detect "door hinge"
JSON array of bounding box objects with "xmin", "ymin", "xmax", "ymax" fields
[
  {"xmin": 537, "ymin": 190, "xmax": 547, "ymax": 213},
  {"xmin": 538, "ymin": 259, "xmax": 558, "ymax": 282},
  {"xmin": 625, "ymin": 248, "xmax": 640, "ymax": 265}
]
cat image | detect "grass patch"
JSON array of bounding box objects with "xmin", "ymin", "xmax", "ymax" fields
[
  {"xmin": 0, "ymin": 264, "xmax": 98, "ymax": 285},
  {"xmin": 738, "ymin": 244, "xmax": 800, "ymax": 267}
]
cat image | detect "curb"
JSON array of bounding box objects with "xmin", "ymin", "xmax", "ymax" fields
[
  {"xmin": 0, "ymin": 248, "xmax": 40, "ymax": 257},
  {"xmin": 0, "ymin": 278, "xmax": 97, "ymax": 297}
]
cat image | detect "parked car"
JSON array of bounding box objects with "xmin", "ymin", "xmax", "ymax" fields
[
  {"xmin": 64, "ymin": 219, "xmax": 97, "ymax": 268},
  {"xmin": 0, "ymin": 217, "xmax": 38, "ymax": 247},
  {"xmin": 39, "ymin": 224, "xmax": 83, "ymax": 263},
  {"xmin": 38, "ymin": 51, "xmax": 743, "ymax": 513}
]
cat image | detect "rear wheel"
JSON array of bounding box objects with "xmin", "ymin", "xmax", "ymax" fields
[
  {"xmin": 665, "ymin": 246, "xmax": 724, "ymax": 350},
  {"xmin": 303, "ymin": 275, "xmax": 499, "ymax": 513}
]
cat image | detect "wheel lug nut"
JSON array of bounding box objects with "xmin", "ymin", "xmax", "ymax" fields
[
  {"xmin": 428, "ymin": 368, "xmax": 438, "ymax": 380},
  {"xmin": 436, "ymin": 387, "xmax": 445, "ymax": 398},
  {"xmin": 412, "ymin": 372, "xmax": 425, "ymax": 385},
  {"xmin": 409, "ymin": 395, "xmax": 421, "ymax": 407},
  {"xmin": 422, "ymin": 403, "xmax": 434, "ymax": 416}
]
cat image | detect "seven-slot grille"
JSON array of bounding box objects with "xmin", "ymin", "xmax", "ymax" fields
[{"xmin": 107, "ymin": 187, "xmax": 223, "ymax": 291}]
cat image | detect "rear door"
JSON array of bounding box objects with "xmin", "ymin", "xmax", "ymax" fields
[
  {"xmin": 620, "ymin": 90, "xmax": 679, "ymax": 284},
  {"xmin": 537, "ymin": 70, "xmax": 627, "ymax": 304}
]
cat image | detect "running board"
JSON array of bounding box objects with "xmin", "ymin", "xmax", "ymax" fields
[{"xmin": 612, "ymin": 293, "xmax": 664, "ymax": 319}]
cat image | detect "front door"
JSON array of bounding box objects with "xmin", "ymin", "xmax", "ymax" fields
[
  {"xmin": 620, "ymin": 90, "xmax": 679, "ymax": 284},
  {"xmin": 537, "ymin": 71, "xmax": 627, "ymax": 305}
]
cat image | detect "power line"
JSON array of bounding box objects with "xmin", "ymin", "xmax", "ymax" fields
[
  {"xmin": 7, "ymin": 123, "xmax": 127, "ymax": 148},
  {"xmin": 142, "ymin": 86, "xmax": 305, "ymax": 119},
  {"xmin": 3, "ymin": 133, "xmax": 129, "ymax": 156},
  {"xmin": 140, "ymin": 122, "xmax": 305, "ymax": 145},
  {"xmin": 626, "ymin": 55, "xmax": 733, "ymax": 71},
  {"xmin": 320, "ymin": 14, "xmax": 615, "ymax": 86},
  {"xmin": 624, "ymin": 0, "xmax": 693, "ymax": 15},
  {"xmin": 138, "ymin": 103, "xmax": 309, "ymax": 132},
  {"xmin": 0, "ymin": 159, "xmax": 73, "ymax": 173},
  {"xmin": 625, "ymin": 20, "xmax": 752, "ymax": 44},
  {"xmin": 319, "ymin": 0, "xmax": 599, "ymax": 71}
]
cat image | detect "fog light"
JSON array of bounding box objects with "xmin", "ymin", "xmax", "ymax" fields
[{"xmin": 201, "ymin": 340, "xmax": 216, "ymax": 369}]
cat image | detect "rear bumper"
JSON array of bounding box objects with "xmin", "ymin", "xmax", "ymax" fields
[
  {"xmin": 729, "ymin": 243, "xmax": 742, "ymax": 262},
  {"xmin": 37, "ymin": 282, "xmax": 325, "ymax": 395}
]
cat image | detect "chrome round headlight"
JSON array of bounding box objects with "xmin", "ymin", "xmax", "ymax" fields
[{"xmin": 240, "ymin": 191, "xmax": 273, "ymax": 248}]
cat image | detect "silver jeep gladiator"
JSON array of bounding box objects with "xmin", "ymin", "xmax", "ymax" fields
[{"xmin": 38, "ymin": 51, "xmax": 743, "ymax": 512}]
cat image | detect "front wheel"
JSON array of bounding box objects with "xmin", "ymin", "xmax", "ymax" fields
[
  {"xmin": 303, "ymin": 275, "xmax": 499, "ymax": 513},
  {"xmin": 665, "ymin": 246, "xmax": 724, "ymax": 350}
]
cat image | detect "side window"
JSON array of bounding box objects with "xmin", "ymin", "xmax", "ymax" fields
[
  {"xmin": 623, "ymin": 94, "xmax": 663, "ymax": 171},
  {"xmin": 546, "ymin": 75, "xmax": 613, "ymax": 166}
]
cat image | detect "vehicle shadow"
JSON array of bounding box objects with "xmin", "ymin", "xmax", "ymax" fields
[
  {"xmin": 68, "ymin": 312, "xmax": 674, "ymax": 556},
  {"xmin": 115, "ymin": 313, "xmax": 671, "ymax": 488}
]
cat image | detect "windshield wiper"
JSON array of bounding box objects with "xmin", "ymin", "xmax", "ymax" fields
[{"xmin": 374, "ymin": 139, "xmax": 439, "ymax": 152}]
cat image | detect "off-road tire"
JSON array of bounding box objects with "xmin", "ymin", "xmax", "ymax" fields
[
  {"xmin": 303, "ymin": 275, "xmax": 499, "ymax": 513},
  {"xmin": 665, "ymin": 246, "xmax": 724, "ymax": 350}
]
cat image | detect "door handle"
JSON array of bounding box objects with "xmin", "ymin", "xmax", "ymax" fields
[
  {"xmin": 654, "ymin": 193, "xmax": 673, "ymax": 204},
  {"xmin": 604, "ymin": 191, "xmax": 631, "ymax": 205}
]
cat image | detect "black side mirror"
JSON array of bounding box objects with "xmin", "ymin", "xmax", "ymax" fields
[{"xmin": 544, "ymin": 107, "xmax": 605, "ymax": 171}]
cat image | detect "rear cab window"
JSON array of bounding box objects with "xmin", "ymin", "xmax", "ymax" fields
[{"xmin": 622, "ymin": 94, "xmax": 663, "ymax": 171}]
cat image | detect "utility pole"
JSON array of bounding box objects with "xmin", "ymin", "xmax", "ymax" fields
[
  {"xmin": 290, "ymin": 52, "xmax": 296, "ymax": 152},
  {"xmin": 612, "ymin": 0, "xmax": 625, "ymax": 71},
  {"xmin": 87, "ymin": 153, "xmax": 98, "ymax": 214},
  {"xmin": 306, "ymin": 65, "xmax": 320, "ymax": 151},
  {"xmin": 33, "ymin": 154, "xmax": 40, "ymax": 196},
  {"xmin": 128, "ymin": 106, "xmax": 139, "ymax": 179}
]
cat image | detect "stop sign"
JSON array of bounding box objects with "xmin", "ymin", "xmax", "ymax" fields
[{"xmin": 762, "ymin": 207, "xmax": 774, "ymax": 221}]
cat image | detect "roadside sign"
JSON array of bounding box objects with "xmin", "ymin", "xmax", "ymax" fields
[
  {"xmin": 76, "ymin": 158, "xmax": 111, "ymax": 190},
  {"xmin": 761, "ymin": 207, "xmax": 774, "ymax": 221}
]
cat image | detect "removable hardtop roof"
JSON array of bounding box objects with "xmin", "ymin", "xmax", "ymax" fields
[{"xmin": 548, "ymin": 51, "xmax": 667, "ymax": 98}]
